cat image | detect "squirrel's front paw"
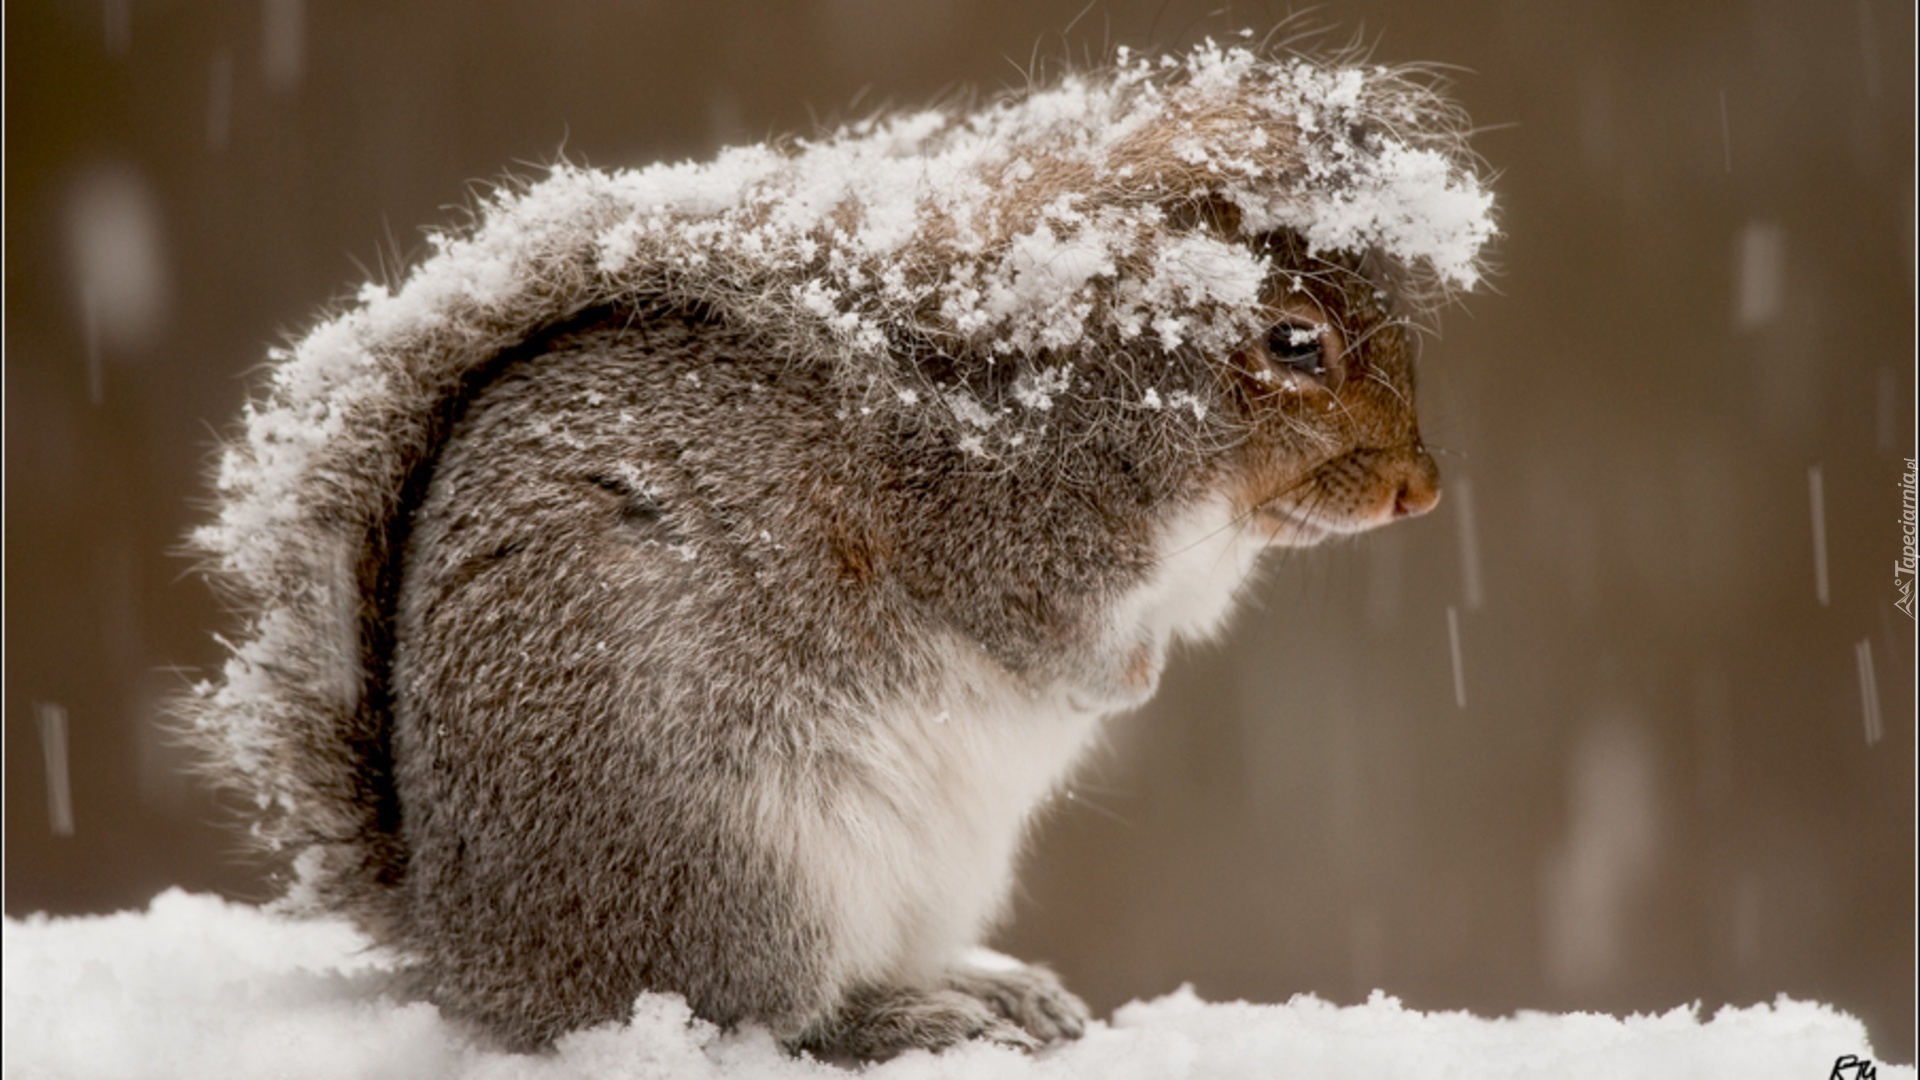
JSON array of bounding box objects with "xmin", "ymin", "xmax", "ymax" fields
[
  {"xmin": 1065, "ymin": 633, "xmax": 1166, "ymax": 713},
  {"xmin": 945, "ymin": 952, "xmax": 1090, "ymax": 1045}
]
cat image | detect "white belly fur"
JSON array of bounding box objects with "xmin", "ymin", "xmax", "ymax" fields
[{"xmin": 769, "ymin": 496, "xmax": 1267, "ymax": 993}]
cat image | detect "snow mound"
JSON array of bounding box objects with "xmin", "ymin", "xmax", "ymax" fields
[{"xmin": 5, "ymin": 891, "xmax": 1905, "ymax": 1080}]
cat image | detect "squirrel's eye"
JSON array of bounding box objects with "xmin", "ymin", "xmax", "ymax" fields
[{"xmin": 1266, "ymin": 323, "xmax": 1327, "ymax": 377}]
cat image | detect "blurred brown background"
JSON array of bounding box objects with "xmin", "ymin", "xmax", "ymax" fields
[{"xmin": 5, "ymin": 0, "xmax": 1914, "ymax": 1062}]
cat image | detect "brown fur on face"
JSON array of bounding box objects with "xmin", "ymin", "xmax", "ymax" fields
[{"xmin": 1220, "ymin": 234, "xmax": 1441, "ymax": 547}]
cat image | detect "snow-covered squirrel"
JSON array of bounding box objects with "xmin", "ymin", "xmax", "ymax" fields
[{"xmin": 183, "ymin": 41, "xmax": 1495, "ymax": 1059}]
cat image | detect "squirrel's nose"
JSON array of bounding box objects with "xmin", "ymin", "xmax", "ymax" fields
[{"xmin": 1392, "ymin": 448, "xmax": 1442, "ymax": 519}]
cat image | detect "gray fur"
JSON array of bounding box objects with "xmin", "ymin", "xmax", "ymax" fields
[{"xmin": 391, "ymin": 311, "xmax": 1165, "ymax": 1049}]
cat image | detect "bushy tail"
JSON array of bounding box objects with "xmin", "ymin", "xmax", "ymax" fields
[{"xmin": 182, "ymin": 171, "xmax": 651, "ymax": 921}]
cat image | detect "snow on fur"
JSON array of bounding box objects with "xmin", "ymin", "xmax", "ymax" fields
[
  {"xmin": 5, "ymin": 892, "xmax": 1904, "ymax": 1080},
  {"xmin": 182, "ymin": 40, "xmax": 1495, "ymax": 917}
]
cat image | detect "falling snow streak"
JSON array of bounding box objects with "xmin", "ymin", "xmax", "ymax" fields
[
  {"xmin": 1808, "ymin": 466, "xmax": 1830, "ymax": 607},
  {"xmin": 34, "ymin": 702, "xmax": 75, "ymax": 836},
  {"xmin": 1735, "ymin": 221, "xmax": 1784, "ymax": 330},
  {"xmin": 262, "ymin": 0, "xmax": 306, "ymax": 92},
  {"xmin": 66, "ymin": 167, "xmax": 169, "ymax": 359},
  {"xmin": 1453, "ymin": 475, "xmax": 1484, "ymax": 611},
  {"xmin": 1447, "ymin": 606, "xmax": 1466, "ymax": 709},
  {"xmin": 1541, "ymin": 719, "xmax": 1661, "ymax": 990},
  {"xmin": 1854, "ymin": 640, "xmax": 1883, "ymax": 745}
]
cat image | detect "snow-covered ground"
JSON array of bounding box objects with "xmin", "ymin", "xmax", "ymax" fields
[{"xmin": 3, "ymin": 890, "xmax": 1905, "ymax": 1080}]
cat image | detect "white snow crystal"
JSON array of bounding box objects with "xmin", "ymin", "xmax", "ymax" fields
[
  {"xmin": 945, "ymin": 390, "xmax": 997, "ymax": 429},
  {"xmin": 1012, "ymin": 366, "xmax": 1073, "ymax": 411},
  {"xmin": 1165, "ymin": 389, "xmax": 1209, "ymax": 421}
]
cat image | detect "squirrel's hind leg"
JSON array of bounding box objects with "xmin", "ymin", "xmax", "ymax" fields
[
  {"xmin": 943, "ymin": 956, "xmax": 1089, "ymax": 1045},
  {"xmin": 789, "ymin": 957, "xmax": 1088, "ymax": 1062},
  {"xmin": 790, "ymin": 983, "xmax": 1040, "ymax": 1063}
]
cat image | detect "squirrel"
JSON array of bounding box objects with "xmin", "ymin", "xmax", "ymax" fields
[{"xmin": 182, "ymin": 41, "xmax": 1494, "ymax": 1058}]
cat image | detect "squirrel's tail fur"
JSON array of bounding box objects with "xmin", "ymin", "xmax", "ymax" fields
[
  {"xmin": 182, "ymin": 192, "xmax": 647, "ymax": 925},
  {"xmin": 181, "ymin": 39, "xmax": 1494, "ymax": 930}
]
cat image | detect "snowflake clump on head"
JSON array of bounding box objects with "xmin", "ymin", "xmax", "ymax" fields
[{"xmin": 590, "ymin": 38, "xmax": 1494, "ymax": 376}]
